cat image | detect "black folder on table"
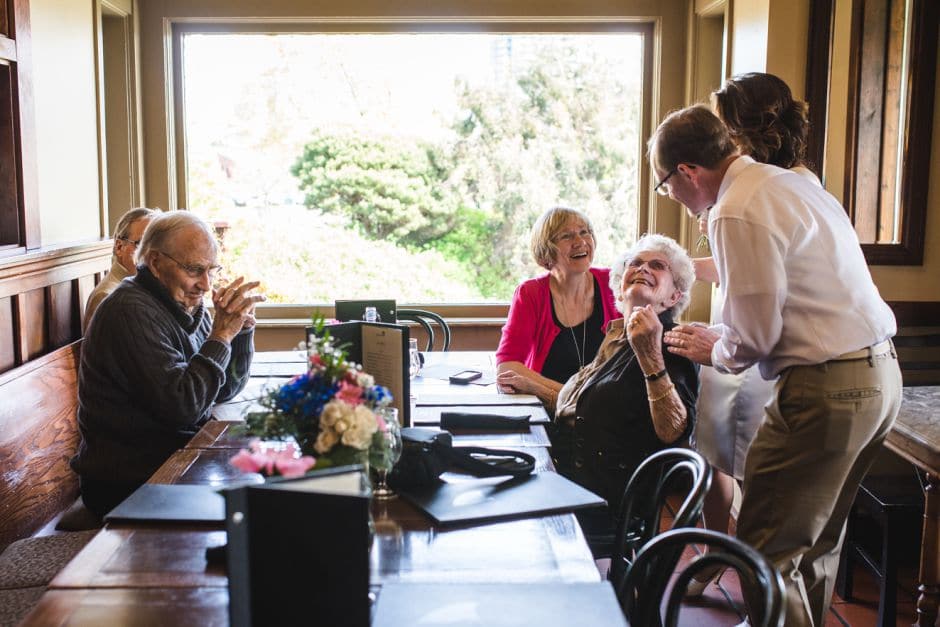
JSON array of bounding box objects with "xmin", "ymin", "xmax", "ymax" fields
[
  {"xmin": 401, "ymin": 472, "xmax": 605, "ymax": 526},
  {"xmin": 413, "ymin": 404, "xmax": 549, "ymax": 426},
  {"xmin": 226, "ymin": 465, "xmax": 372, "ymax": 627},
  {"xmin": 372, "ymin": 582, "xmax": 627, "ymax": 627},
  {"xmin": 103, "ymin": 484, "xmax": 227, "ymax": 524},
  {"xmin": 440, "ymin": 411, "xmax": 531, "ymax": 431}
]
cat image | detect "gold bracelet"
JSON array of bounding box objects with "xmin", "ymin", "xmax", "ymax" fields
[{"xmin": 647, "ymin": 382, "xmax": 675, "ymax": 403}]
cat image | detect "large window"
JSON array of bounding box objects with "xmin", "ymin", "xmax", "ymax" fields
[{"xmin": 181, "ymin": 30, "xmax": 645, "ymax": 303}]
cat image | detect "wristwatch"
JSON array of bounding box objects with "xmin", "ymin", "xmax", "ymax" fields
[{"xmin": 644, "ymin": 368, "xmax": 668, "ymax": 382}]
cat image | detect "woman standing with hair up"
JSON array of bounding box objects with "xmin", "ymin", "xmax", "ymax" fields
[{"xmin": 687, "ymin": 72, "xmax": 821, "ymax": 596}]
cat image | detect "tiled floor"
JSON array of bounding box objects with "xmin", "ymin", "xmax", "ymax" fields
[{"xmin": 629, "ymin": 497, "xmax": 921, "ymax": 625}]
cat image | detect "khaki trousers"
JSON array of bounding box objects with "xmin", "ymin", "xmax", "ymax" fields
[{"xmin": 735, "ymin": 349, "xmax": 902, "ymax": 626}]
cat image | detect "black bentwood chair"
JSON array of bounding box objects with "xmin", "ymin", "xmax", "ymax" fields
[
  {"xmin": 607, "ymin": 448, "xmax": 711, "ymax": 589},
  {"xmin": 618, "ymin": 528, "xmax": 786, "ymax": 627},
  {"xmin": 396, "ymin": 308, "xmax": 451, "ymax": 352}
]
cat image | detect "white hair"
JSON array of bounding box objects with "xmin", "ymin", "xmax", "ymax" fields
[
  {"xmin": 137, "ymin": 211, "xmax": 217, "ymax": 266},
  {"xmin": 609, "ymin": 234, "xmax": 696, "ymax": 316}
]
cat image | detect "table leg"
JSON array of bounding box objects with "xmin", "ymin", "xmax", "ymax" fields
[{"xmin": 916, "ymin": 472, "xmax": 940, "ymax": 627}]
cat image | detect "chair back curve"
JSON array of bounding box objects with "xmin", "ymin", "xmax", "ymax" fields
[
  {"xmin": 619, "ymin": 528, "xmax": 786, "ymax": 627},
  {"xmin": 397, "ymin": 308, "xmax": 451, "ymax": 351},
  {"xmin": 608, "ymin": 448, "xmax": 711, "ymax": 587}
]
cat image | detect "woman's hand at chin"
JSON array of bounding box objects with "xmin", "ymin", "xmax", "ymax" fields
[{"xmin": 626, "ymin": 304, "xmax": 664, "ymax": 361}]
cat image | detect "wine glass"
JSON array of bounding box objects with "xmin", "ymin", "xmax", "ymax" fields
[
  {"xmin": 371, "ymin": 408, "xmax": 403, "ymax": 499},
  {"xmin": 408, "ymin": 338, "xmax": 422, "ymax": 379}
]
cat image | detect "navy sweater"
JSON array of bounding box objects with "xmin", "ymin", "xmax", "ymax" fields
[{"xmin": 71, "ymin": 266, "xmax": 253, "ymax": 485}]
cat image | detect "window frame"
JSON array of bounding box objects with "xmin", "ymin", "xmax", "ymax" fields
[
  {"xmin": 168, "ymin": 17, "xmax": 655, "ymax": 307},
  {"xmin": 806, "ymin": 0, "xmax": 938, "ymax": 265},
  {"xmin": 0, "ymin": 0, "xmax": 39, "ymax": 257}
]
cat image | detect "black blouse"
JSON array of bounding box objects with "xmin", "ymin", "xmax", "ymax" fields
[
  {"xmin": 568, "ymin": 313, "xmax": 699, "ymax": 514},
  {"xmin": 541, "ymin": 277, "xmax": 605, "ymax": 384}
]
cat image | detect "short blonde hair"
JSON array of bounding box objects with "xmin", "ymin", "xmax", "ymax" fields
[
  {"xmin": 138, "ymin": 211, "xmax": 217, "ymax": 267},
  {"xmin": 529, "ymin": 207, "xmax": 594, "ymax": 270}
]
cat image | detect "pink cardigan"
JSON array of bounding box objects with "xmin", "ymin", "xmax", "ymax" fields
[{"xmin": 495, "ymin": 267, "xmax": 620, "ymax": 374}]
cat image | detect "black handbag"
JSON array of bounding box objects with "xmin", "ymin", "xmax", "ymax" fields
[{"xmin": 387, "ymin": 427, "xmax": 536, "ymax": 490}]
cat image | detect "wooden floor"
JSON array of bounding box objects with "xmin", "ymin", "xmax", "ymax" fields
[
  {"xmin": 669, "ymin": 555, "xmax": 917, "ymax": 625},
  {"xmin": 653, "ymin": 497, "xmax": 919, "ymax": 626}
]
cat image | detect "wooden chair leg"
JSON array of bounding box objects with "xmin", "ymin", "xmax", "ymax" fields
[
  {"xmin": 878, "ymin": 514, "xmax": 900, "ymax": 627},
  {"xmin": 836, "ymin": 509, "xmax": 856, "ymax": 600}
]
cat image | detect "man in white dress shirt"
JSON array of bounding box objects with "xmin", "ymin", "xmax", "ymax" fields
[{"xmin": 652, "ymin": 105, "xmax": 901, "ymax": 626}]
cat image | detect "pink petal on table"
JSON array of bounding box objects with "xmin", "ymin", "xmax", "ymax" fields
[
  {"xmin": 230, "ymin": 449, "xmax": 263, "ymax": 473},
  {"xmin": 275, "ymin": 456, "xmax": 317, "ymax": 478}
]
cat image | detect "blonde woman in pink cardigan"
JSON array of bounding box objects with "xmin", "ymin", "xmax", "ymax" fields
[{"xmin": 495, "ymin": 207, "xmax": 619, "ymax": 471}]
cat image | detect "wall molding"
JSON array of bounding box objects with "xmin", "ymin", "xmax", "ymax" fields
[{"xmin": 0, "ymin": 240, "xmax": 111, "ymax": 299}]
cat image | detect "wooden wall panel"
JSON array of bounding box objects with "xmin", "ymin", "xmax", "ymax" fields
[
  {"xmin": 22, "ymin": 286, "xmax": 44, "ymax": 360},
  {"xmin": 0, "ymin": 241, "xmax": 109, "ymax": 371},
  {"xmin": 76, "ymin": 274, "xmax": 96, "ymax": 328},
  {"xmin": 0, "ymin": 296, "xmax": 13, "ymax": 372},
  {"xmin": 46, "ymin": 281, "xmax": 74, "ymax": 349},
  {"xmin": 889, "ymin": 301, "xmax": 940, "ymax": 328}
]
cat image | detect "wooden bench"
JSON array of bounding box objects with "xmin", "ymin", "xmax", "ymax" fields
[
  {"xmin": 0, "ymin": 339, "xmax": 84, "ymax": 551},
  {"xmin": 0, "ymin": 340, "xmax": 101, "ymax": 625}
]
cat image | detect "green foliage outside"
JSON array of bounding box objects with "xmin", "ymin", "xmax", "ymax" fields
[
  {"xmin": 290, "ymin": 131, "xmax": 458, "ymax": 246},
  {"xmin": 289, "ymin": 42, "xmax": 639, "ymax": 299},
  {"xmin": 184, "ymin": 35, "xmax": 642, "ymax": 303}
]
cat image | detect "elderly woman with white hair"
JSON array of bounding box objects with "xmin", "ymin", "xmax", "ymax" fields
[{"xmin": 556, "ymin": 234, "xmax": 698, "ymax": 552}]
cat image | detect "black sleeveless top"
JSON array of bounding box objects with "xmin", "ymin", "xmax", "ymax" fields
[{"xmin": 541, "ymin": 277, "xmax": 605, "ymax": 384}]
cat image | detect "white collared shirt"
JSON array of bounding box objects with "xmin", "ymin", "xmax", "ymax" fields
[{"xmin": 708, "ymin": 156, "xmax": 896, "ymax": 378}]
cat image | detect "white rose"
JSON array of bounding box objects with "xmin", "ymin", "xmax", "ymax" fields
[
  {"xmin": 319, "ymin": 401, "xmax": 344, "ymax": 427},
  {"xmin": 342, "ymin": 406, "xmax": 378, "ymax": 449}
]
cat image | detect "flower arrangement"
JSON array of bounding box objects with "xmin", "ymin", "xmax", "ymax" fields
[{"xmin": 238, "ymin": 320, "xmax": 395, "ymax": 470}]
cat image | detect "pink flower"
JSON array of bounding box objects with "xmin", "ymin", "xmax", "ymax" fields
[
  {"xmin": 274, "ymin": 456, "xmax": 317, "ymax": 478},
  {"xmin": 230, "ymin": 448, "xmax": 270, "ymax": 474},
  {"xmin": 376, "ymin": 413, "xmax": 388, "ymax": 432},
  {"xmin": 336, "ymin": 380, "xmax": 364, "ymax": 405},
  {"xmin": 231, "ymin": 441, "xmax": 315, "ymax": 477}
]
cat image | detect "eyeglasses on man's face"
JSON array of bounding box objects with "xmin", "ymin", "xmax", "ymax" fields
[
  {"xmin": 159, "ymin": 251, "xmax": 222, "ymax": 280},
  {"xmin": 553, "ymin": 228, "xmax": 594, "ymax": 244},
  {"xmin": 118, "ymin": 236, "xmax": 141, "ymax": 247},
  {"xmin": 653, "ymin": 169, "xmax": 678, "ymax": 196}
]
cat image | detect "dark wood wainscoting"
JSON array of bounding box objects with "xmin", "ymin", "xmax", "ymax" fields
[
  {"xmin": 888, "ymin": 301, "xmax": 940, "ymax": 328},
  {"xmin": 0, "ymin": 242, "xmax": 111, "ymax": 373}
]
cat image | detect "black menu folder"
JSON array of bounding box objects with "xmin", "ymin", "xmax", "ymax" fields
[
  {"xmin": 310, "ymin": 320, "xmax": 411, "ymax": 427},
  {"xmin": 225, "ymin": 465, "xmax": 372, "ymax": 627},
  {"xmin": 401, "ymin": 471, "xmax": 605, "ymax": 526},
  {"xmin": 372, "ymin": 582, "xmax": 627, "ymax": 627},
  {"xmin": 103, "ymin": 484, "xmax": 226, "ymax": 524}
]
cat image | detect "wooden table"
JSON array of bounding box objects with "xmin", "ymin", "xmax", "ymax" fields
[
  {"xmin": 22, "ymin": 351, "xmax": 599, "ymax": 625},
  {"xmin": 190, "ymin": 417, "xmax": 552, "ymax": 450},
  {"xmin": 884, "ymin": 386, "xmax": 940, "ymax": 627}
]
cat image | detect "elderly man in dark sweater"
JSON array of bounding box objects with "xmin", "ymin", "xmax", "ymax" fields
[{"xmin": 72, "ymin": 211, "xmax": 265, "ymax": 517}]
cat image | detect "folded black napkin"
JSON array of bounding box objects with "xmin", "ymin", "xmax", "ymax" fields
[{"xmin": 440, "ymin": 412, "xmax": 531, "ymax": 431}]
